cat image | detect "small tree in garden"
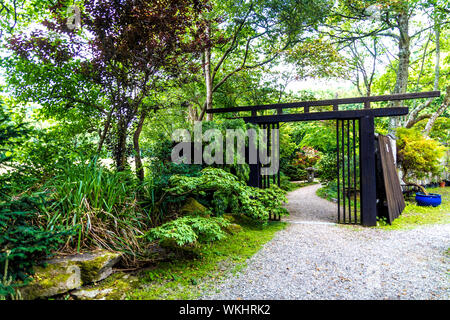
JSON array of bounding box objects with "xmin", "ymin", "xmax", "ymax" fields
[
  {"xmin": 285, "ymin": 147, "xmax": 321, "ymax": 182},
  {"xmin": 396, "ymin": 127, "xmax": 446, "ymax": 193},
  {"xmin": 291, "ymin": 147, "xmax": 321, "ymax": 170}
]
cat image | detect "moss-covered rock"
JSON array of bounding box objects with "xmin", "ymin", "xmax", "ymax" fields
[
  {"xmin": 181, "ymin": 198, "xmax": 209, "ymax": 216},
  {"xmin": 75, "ymin": 251, "xmax": 122, "ymax": 284},
  {"xmin": 18, "ymin": 250, "xmax": 122, "ymax": 300},
  {"xmin": 223, "ymin": 214, "xmax": 238, "ymax": 223},
  {"xmin": 19, "ymin": 261, "xmax": 82, "ymax": 300},
  {"xmin": 71, "ymin": 288, "xmax": 113, "ymax": 300},
  {"xmin": 71, "ymin": 273, "xmax": 140, "ymax": 300},
  {"xmin": 223, "ymin": 223, "xmax": 243, "ymax": 235}
]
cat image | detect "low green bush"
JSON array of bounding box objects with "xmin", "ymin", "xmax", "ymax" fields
[
  {"xmin": 316, "ymin": 180, "xmax": 338, "ymax": 202},
  {"xmin": 282, "ymin": 164, "xmax": 307, "ymax": 181},
  {"xmin": 145, "ymin": 216, "xmax": 230, "ymax": 247}
]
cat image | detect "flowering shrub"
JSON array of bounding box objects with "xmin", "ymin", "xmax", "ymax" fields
[{"xmin": 291, "ymin": 147, "xmax": 321, "ymax": 169}]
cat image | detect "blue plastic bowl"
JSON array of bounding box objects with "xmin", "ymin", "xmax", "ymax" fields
[{"xmin": 415, "ymin": 193, "xmax": 442, "ymax": 207}]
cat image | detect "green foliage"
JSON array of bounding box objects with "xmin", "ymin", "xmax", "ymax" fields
[
  {"xmin": 199, "ymin": 119, "xmax": 256, "ymax": 182},
  {"xmin": 285, "ymin": 38, "xmax": 347, "ymax": 79},
  {"xmin": 0, "ymin": 102, "xmax": 27, "ymax": 166},
  {"xmin": 292, "ymin": 121, "xmax": 337, "ymax": 153},
  {"xmin": 413, "ymin": 117, "xmax": 450, "ymax": 145},
  {"xmin": 0, "ymin": 196, "xmax": 74, "ymax": 299},
  {"xmin": 282, "ymin": 146, "xmax": 321, "ymax": 181},
  {"xmin": 145, "ymin": 216, "xmax": 230, "ymax": 247},
  {"xmin": 282, "ymin": 164, "xmax": 307, "ymax": 181},
  {"xmin": 396, "ymin": 128, "xmax": 446, "ymax": 182},
  {"xmin": 14, "ymin": 127, "xmax": 97, "ymax": 179},
  {"xmin": 316, "ymin": 181, "xmax": 338, "ymax": 202},
  {"xmin": 130, "ymin": 221, "xmax": 287, "ymax": 300},
  {"xmin": 0, "ymin": 101, "xmax": 30, "ymax": 199},
  {"xmin": 316, "ymin": 152, "xmax": 338, "ymax": 183},
  {"xmin": 167, "ymin": 168, "xmax": 288, "ymax": 224},
  {"xmin": 40, "ymin": 160, "xmax": 152, "ymax": 256}
]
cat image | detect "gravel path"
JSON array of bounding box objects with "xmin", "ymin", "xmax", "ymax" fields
[
  {"xmin": 283, "ymin": 184, "xmax": 337, "ymax": 223},
  {"xmin": 202, "ymin": 184, "xmax": 450, "ymax": 300}
]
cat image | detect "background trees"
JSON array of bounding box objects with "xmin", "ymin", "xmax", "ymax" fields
[{"xmin": 185, "ymin": 0, "xmax": 340, "ymax": 120}]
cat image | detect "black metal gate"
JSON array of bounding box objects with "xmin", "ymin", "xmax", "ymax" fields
[
  {"xmin": 336, "ymin": 119, "xmax": 360, "ymax": 224},
  {"xmin": 250, "ymin": 122, "xmax": 281, "ymax": 190},
  {"xmin": 207, "ymin": 91, "xmax": 440, "ymax": 227}
]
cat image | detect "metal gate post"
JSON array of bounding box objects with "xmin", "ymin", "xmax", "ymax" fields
[
  {"xmin": 359, "ymin": 115, "xmax": 377, "ymax": 226},
  {"xmin": 247, "ymin": 122, "xmax": 261, "ymax": 188}
]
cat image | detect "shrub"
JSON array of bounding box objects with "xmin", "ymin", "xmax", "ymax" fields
[
  {"xmin": 0, "ymin": 103, "xmax": 30, "ymax": 199},
  {"xmin": 0, "ymin": 196, "xmax": 74, "ymax": 299},
  {"xmin": 316, "ymin": 180, "xmax": 338, "ymax": 202},
  {"xmin": 291, "ymin": 146, "xmax": 321, "ymax": 169},
  {"xmin": 283, "ymin": 146, "xmax": 321, "ymax": 181},
  {"xmin": 283, "ymin": 164, "xmax": 307, "ymax": 181},
  {"xmin": 396, "ymin": 128, "xmax": 446, "ymax": 183},
  {"xmin": 316, "ymin": 152, "xmax": 338, "ymax": 183},
  {"xmin": 145, "ymin": 216, "xmax": 230, "ymax": 247},
  {"xmin": 166, "ymin": 168, "xmax": 288, "ymax": 224}
]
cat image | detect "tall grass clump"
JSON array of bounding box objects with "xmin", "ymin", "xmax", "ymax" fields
[{"xmin": 40, "ymin": 160, "xmax": 152, "ymax": 261}]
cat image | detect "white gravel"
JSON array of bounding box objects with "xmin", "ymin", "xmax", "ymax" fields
[
  {"xmin": 202, "ymin": 184, "xmax": 450, "ymax": 300},
  {"xmin": 283, "ymin": 184, "xmax": 337, "ymax": 223}
]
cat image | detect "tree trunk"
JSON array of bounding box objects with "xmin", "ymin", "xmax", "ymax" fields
[
  {"xmin": 405, "ymin": 17, "xmax": 441, "ymax": 128},
  {"xmin": 393, "ymin": 13, "xmax": 411, "ymax": 98},
  {"xmin": 390, "ymin": 13, "xmax": 411, "ymax": 133},
  {"xmin": 133, "ymin": 111, "xmax": 147, "ymax": 182},
  {"xmin": 188, "ymin": 103, "xmax": 199, "ymax": 124},
  {"xmin": 423, "ymin": 86, "xmax": 449, "ymax": 136},
  {"xmin": 115, "ymin": 117, "xmax": 128, "ymax": 172},
  {"xmin": 204, "ymin": 47, "xmax": 213, "ymax": 122},
  {"xmin": 97, "ymin": 109, "xmax": 113, "ymax": 154},
  {"xmin": 204, "ymin": 23, "xmax": 213, "ymax": 122}
]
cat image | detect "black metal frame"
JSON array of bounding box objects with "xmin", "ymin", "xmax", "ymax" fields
[
  {"xmin": 206, "ymin": 91, "xmax": 441, "ymax": 226},
  {"xmin": 336, "ymin": 119, "xmax": 360, "ymax": 224}
]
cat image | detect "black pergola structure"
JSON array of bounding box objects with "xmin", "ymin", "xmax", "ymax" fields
[{"xmin": 206, "ymin": 91, "xmax": 441, "ymax": 227}]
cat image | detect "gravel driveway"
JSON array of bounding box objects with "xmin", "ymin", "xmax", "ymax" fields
[{"xmin": 202, "ymin": 184, "xmax": 450, "ymax": 300}]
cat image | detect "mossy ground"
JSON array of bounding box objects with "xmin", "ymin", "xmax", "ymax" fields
[{"xmin": 127, "ymin": 220, "xmax": 286, "ymax": 300}]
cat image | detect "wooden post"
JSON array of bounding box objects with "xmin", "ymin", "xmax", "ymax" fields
[{"xmin": 359, "ymin": 115, "xmax": 377, "ymax": 226}]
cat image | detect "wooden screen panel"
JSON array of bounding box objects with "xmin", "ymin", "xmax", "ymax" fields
[{"xmin": 377, "ymin": 135, "xmax": 406, "ymax": 223}]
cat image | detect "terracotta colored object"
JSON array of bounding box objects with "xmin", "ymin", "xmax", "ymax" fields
[{"xmin": 440, "ymin": 181, "xmax": 446, "ymax": 188}]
